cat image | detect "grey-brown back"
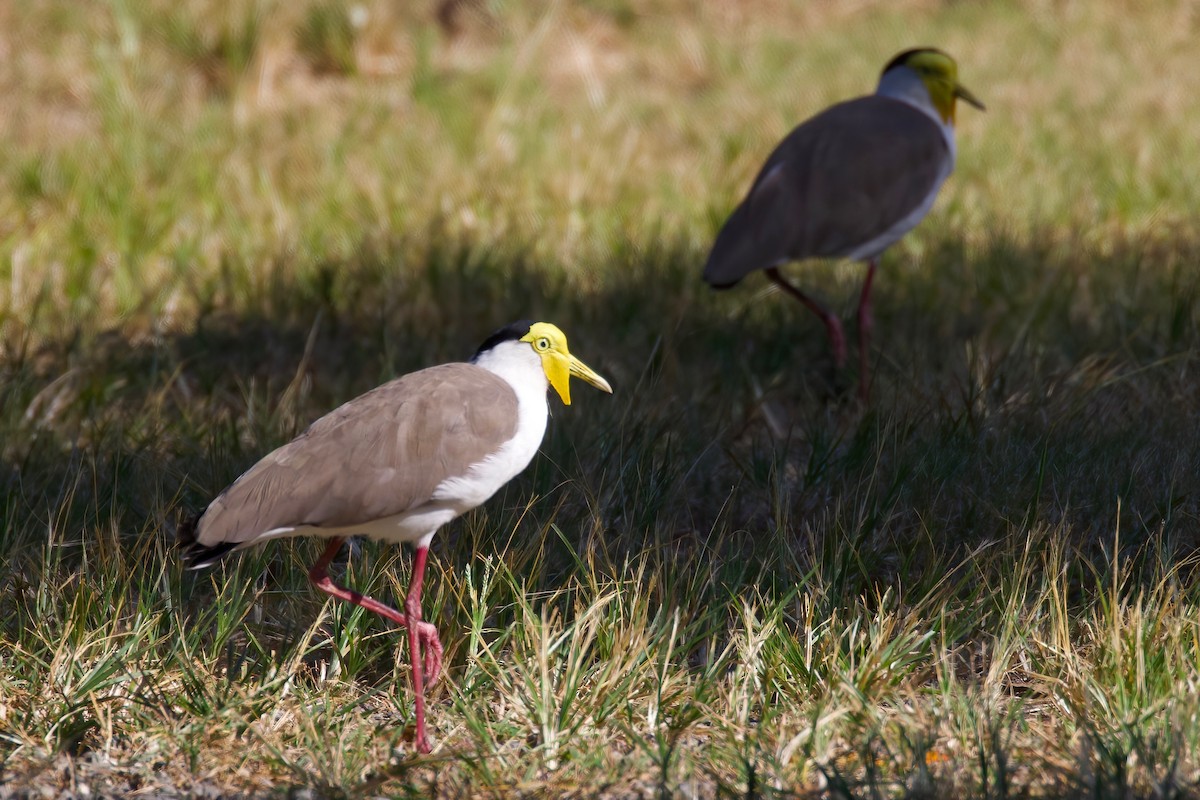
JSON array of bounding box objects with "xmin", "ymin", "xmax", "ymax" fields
[
  {"xmin": 703, "ymin": 95, "xmax": 949, "ymax": 287},
  {"xmin": 194, "ymin": 363, "xmax": 520, "ymax": 548}
]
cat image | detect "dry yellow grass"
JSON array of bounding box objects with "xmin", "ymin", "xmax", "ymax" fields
[{"xmin": 2, "ymin": 1, "xmax": 1200, "ymax": 797}]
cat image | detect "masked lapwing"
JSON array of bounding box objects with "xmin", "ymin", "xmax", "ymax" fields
[
  {"xmin": 704, "ymin": 47, "xmax": 984, "ymax": 399},
  {"xmin": 180, "ymin": 321, "xmax": 612, "ymax": 754}
]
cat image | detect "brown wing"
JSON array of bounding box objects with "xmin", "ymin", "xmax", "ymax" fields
[
  {"xmin": 194, "ymin": 363, "xmax": 520, "ymax": 547},
  {"xmin": 703, "ymin": 95, "xmax": 949, "ymax": 287}
]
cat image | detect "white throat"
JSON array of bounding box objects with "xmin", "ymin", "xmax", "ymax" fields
[
  {"xmin": 465, "ymin": 339, "xmax": 551, "ymax": 485},
  {"xmin": 875, "ymin": 66, "xmax": 956, "ymax": 160},
  {"xmin": 472, "ymin": 340, "xmax": 550, "ymax": 401}
]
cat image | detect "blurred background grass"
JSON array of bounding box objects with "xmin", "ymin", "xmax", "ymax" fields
[
  {"xmin": 2, "ymin": 1, "xmax": 1200, "ymax": 797},
  {"xmin": 4, "ymin": 0, "xmax": 1200, "ymax": 334}
]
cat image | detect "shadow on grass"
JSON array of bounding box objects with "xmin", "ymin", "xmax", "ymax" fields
[
  {"xmin": 2, "ymin": 224, "xmax": 1199, "ymax": 622},
  {"xmin": 2, "ymin": 225, "xmax": 1200, "ymax": 797}
]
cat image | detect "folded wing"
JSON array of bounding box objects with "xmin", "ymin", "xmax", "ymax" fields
[
  {"xmin": 703, "ymin": 96, "xmax": 949, "ymax": 288},
  {"xmin": 189, "ymin": 363, "xmax": 520, "ymax": 556}
]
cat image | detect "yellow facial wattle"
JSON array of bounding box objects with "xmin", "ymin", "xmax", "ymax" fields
[
  {"xmin": 520, "ymin": 322, "xmax": 613, "ymax": 405},
  {"xmin": 902, "ymin": 49, "xmax": 985, "ymax": 124},
  {"xmin": 545, "ymin": 351, "xmax": 573, "ymax": 405}
]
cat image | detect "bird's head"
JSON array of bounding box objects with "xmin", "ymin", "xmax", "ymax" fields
[
  {"xmin": 880, "ymin": 48, "xmax": 985, "ymax": 124},
  {"xmin": 473, "ymin": 321, "xmax": 613, "ymax": 405},
  {"xmin": 520, "ymin": 322, "xmax": 612, "ymax": 405}
]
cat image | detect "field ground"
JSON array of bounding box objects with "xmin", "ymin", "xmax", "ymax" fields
[{"xmin": 3, "ymin": 0, "xmax": 1200, "ymax": 797}]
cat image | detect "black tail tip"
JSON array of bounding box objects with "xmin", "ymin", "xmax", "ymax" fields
[
  {"xmin": 176, "ymin": 509, "xmax": 237, "ymax": 569},
  {"xmin": 705, "ymin": 277, "xmax": 740, "ymax": 290},
  {"xmin": 702, "ymin": 259, "xmax": 743, "ymax": 290},
  {"xmin": 184, "ymin": 541, "xmax": 239, "ymax": 570}
]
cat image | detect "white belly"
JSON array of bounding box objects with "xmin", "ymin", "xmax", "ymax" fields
[{"xmin": 244, "ymin": 502, "xmax": 463, "ymax": 551}]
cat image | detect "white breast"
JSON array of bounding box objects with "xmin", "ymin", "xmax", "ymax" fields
[{"xmin": 430, "ymin": 340, "xmax": 550, "ymax": 515}]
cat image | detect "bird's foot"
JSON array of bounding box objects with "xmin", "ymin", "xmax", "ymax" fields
[{"xmin": 417, "ymin": 621, "xmax": 444, "ymax": 686}]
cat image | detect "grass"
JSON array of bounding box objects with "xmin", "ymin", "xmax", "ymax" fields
[{"xmin": 2, "ymin": 0, "xmax": 1200, "ymax": 796}]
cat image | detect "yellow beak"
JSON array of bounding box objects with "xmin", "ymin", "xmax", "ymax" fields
[
  {"xmin": 955, "ymin": 83, "xmax": 986, "ymax": 111},
  {"xmin": 549, "ymin": 353, "xmax": 613, "ymax": 405}
]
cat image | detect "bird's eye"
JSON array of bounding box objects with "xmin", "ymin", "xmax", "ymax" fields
[{"xmin": 536, "ymin": 338, "xmax": 550, "ymax": 351}]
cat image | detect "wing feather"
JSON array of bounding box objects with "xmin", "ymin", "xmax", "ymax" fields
[{"xmin": 193, "ymin": 363, "xmax": 520, "ymax": 547}]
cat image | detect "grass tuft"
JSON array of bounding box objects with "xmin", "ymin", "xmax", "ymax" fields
[{"xmin": 296, "ymin": 1, "xmax": 359, "ymax": 77}]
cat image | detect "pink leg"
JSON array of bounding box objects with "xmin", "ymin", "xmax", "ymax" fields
[
  {"xmin": 404, "ymin": 546, "xmax": 432, "ymax": 754},
  {"xmin": 307, "ymin": 537, "xmax": 443, "ymax": 754},
  {"xmin": 766, "ymin": 267, "xmax": 847, "ymax": 368},
  {"xmin": 856, "ymin": 259, "xmax": 878, "ymax": 402}
]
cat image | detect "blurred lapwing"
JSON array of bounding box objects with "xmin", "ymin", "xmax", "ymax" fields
[
  {"xmin": 704, "ymin": 48, "xmax": 984, "ymax": 400},
  {"xmin": 181, "ymin": 321, "xmax": 612, "ymax": 754}
]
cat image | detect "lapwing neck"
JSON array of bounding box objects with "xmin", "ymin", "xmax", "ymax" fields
[
  {"xmin": 472, "ymin": 340, "xmax": 550, "ymax": 403},
  {"xmin": 877, "ymin": 68, "xmax": 937, "ymax": 119},
  {"xmin": 875, "ymin": 68, "xmax": 957, "ymax": 158},
  {"xmin": 468, "ymin": 340, "xmax": 550, "ymax": 472}
]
